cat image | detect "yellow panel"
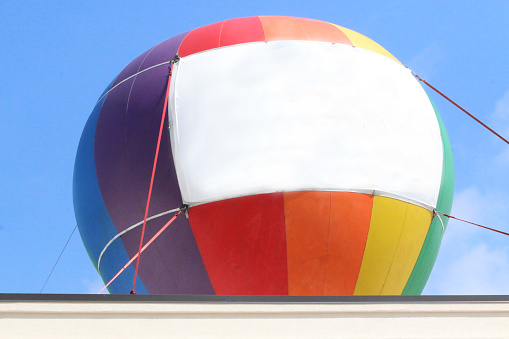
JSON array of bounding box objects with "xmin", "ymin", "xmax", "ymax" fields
[
  {"xmin": 353, "ymin": 196, "xmax": 407, "ymax": 295},
  {"xmin": 380, "ymin": 204, "xmax": 432, "ymax": 294},
  {"xmin": 332, "ymin": 25, "xmax": 402, "ymax": 65}
]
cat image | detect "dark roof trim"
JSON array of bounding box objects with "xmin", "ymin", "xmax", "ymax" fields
[{"xmin": 1, "ymin": 294, "xmax": 509, "ymax": 303}]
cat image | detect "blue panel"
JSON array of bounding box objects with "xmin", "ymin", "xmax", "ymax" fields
[{"xmin": 73, "ymin": 82, "xmax": 148, "ymax": 294}]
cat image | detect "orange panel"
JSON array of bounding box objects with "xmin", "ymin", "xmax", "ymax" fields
[
  {"xmin": 259, "ymin": 16, "xmax": 351, "ymax": 45},
  {"xmin": 284, "ymin": 191, "xmax": 331, "ymax": 295},
  {"xmin": 325, "ymin": 193, "xmax": 373, "ymax": 294},
  {"xmin": 300, "ymin": 18, "xmax": 351, "ymax": 45},
  {"xmin": 260, "ymin": 16, "xmax": 310, "ymax": 41}
]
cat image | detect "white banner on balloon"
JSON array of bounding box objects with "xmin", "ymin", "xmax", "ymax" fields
[{"xmin": 168, "ymin": 41, "xmax": 443, "ymax": 209}]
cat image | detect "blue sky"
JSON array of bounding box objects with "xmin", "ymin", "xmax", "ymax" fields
[{"xmin": 1, "ymin": 0, "xmax": 508, "ymax": 295}]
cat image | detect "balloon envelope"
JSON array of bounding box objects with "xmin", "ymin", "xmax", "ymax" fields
[{"xmin": 73, "ymin": 16, "xmax": 454, "ymax": 295}]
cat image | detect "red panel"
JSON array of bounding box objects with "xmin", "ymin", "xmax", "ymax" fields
[
  {"xmin": 188, "ymin": 198, "xmax": 250, "ymax": 294},
  {"xmin": 233, "ymin": 193, "xmax": 288, "ymax": 294},
  {"xmin": 219, "ymin": 17, "xmax": 265, "ymax": 48},
  {"xmin": 179, "ymin": 16, "xmax": 351, "ymax": 58},
  {"xmin": 325, "ymin": 193, "xmax": 373, "ymax": 295},
  {"xmin": 178, "ymin": 21, "xmax": 224, "ymax": 57},
  {"xmin": 189, "ymin": 193, "xmax": 288, "ymax": 295}
]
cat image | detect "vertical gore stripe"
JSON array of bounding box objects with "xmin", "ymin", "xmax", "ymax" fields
[
  {"xmin": 189, "ymin": 198, "xmax": 249, "ymax": 294},
  {"xmin": 284, "ymin": 191, "xmax": 331, "ymax": 295},
  {"xmin": 354, "ymin": 196, "xmax": 409, "ymax": 294},
  {"xmin": 325, "ymin": 193, "xmax": 372, "ymax": 295},
  {"xmin": 380, "ymin": 204, "xmax": 432, "ymax": 294},
  {"xmin": 74, "ymin": 83, "xmax": 148, "ymax": 294},
  {"xmin": 403, "ymin": 218, "xmax": 444, "ymax": 294},
  {"xmin": 354, "ymin": 196, "xmax": 432, "ymax": 295},
  {"xmin": 188, "ymin": 193, "xmax": 287, "ymax": 295},
  {"xmin": 232, "ymin": 193, "xmax": 288, "ymax": 294},
  {"xmin": 402, "ymin": 98, "xmax": 455, "ymax": 294}
]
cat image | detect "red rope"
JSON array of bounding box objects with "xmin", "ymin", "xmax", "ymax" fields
[
  {"xmin": 131, "ymin": 64, "xmax": 174, "ymax": 294},
  {"xmin": 99, "ymin": 210, "xmax": 182, "ymax": 294},
  {"xmin": 442, "ymin": 213, "xmax": 509, "ymax": 237},
  {"xmin": 414, "ymin": 73, "xmax": 509, "ymax": 145}
]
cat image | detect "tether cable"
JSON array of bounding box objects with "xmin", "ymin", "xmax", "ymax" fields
[
  {"xmin": 437, "ymin": 212, "xmax": 509, "ymax": 237},
  {"xmin": 40, "ymin": 224, "xmax": 78, "ymax": 293},
  {"xmin": 413, "ymin": 73, "xmax": 509, "ymax": 145}
]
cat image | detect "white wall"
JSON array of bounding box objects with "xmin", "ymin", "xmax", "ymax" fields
[{"xmin": 2, "ymin": 297, "xmax": 509, "ymax": 338}]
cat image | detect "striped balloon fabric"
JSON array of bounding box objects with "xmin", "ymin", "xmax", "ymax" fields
[{"xmin": 73, "ymin": 16, "xmax": 454, "ymax": 295}]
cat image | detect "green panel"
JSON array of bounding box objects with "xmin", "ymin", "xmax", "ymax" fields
[{"xmin": 402, "ymin": 97, "xmax": 455, "ymax": 295}]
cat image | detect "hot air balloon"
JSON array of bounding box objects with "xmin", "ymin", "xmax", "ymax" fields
[{"xmin": 73, "ymin": 16, "xmax": 454, "ymax": 295}]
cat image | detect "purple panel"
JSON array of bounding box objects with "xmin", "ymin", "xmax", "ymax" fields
[
  {"xmin": 111, "ymin": 48, "xmax": 154, "ymax": 88},
  {"xmin": 95, "ymin": 79, "xmax": 137, "ymax": 217},
  {"xmin": 112, "ymin": 32, "xmax": 189, "ymax": 88},
  {"xmin": 95, "ymin": 32, "xmax": 214, "ymax": 294}
]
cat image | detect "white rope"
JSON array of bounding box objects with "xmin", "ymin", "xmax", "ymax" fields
[
  {"xmin": 97, "ymin": 207, "xmax": 180, "ymax": 272},
  {"xmin": 95, "ymin": 61, "xmax": 171, "ymax": 106},
  {"xmin": 434, "ymin": 210, "xmax": 445, "ymax": 233}
]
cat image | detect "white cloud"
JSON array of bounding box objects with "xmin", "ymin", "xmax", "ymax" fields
[
  {"xmin": 495, "ymin": 147, "xmax": 509, "ymax": 167},
  {"xmin": 438, "ymin": 187, "xmax": 485, "ymax": 250},
  {"xmin": 490, "ymin": 90, "xmax": 509, "ymax": 168},
  {"xmin": 450, "ymin": 187, "xmax": 489, "ymax": 222},
  {"xmin": 440, "ymin": 186, "xmax": 509, "ymax": 248},
  {"xmin": 430, "ymin": 242, "xmax": 509, "ymax": 295},
  {"xmin": 492, "ymin": 89, "xmax": 509, "ymax": 137}
]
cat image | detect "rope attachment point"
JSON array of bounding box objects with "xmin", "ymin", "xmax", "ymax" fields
[
  {"xmin": 169, "ymin": 53, "xmax": 180, "ymax": 76},
  {"xmin": 433, "ymin": 210, "xmax": 445, "ymax": 232}
]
